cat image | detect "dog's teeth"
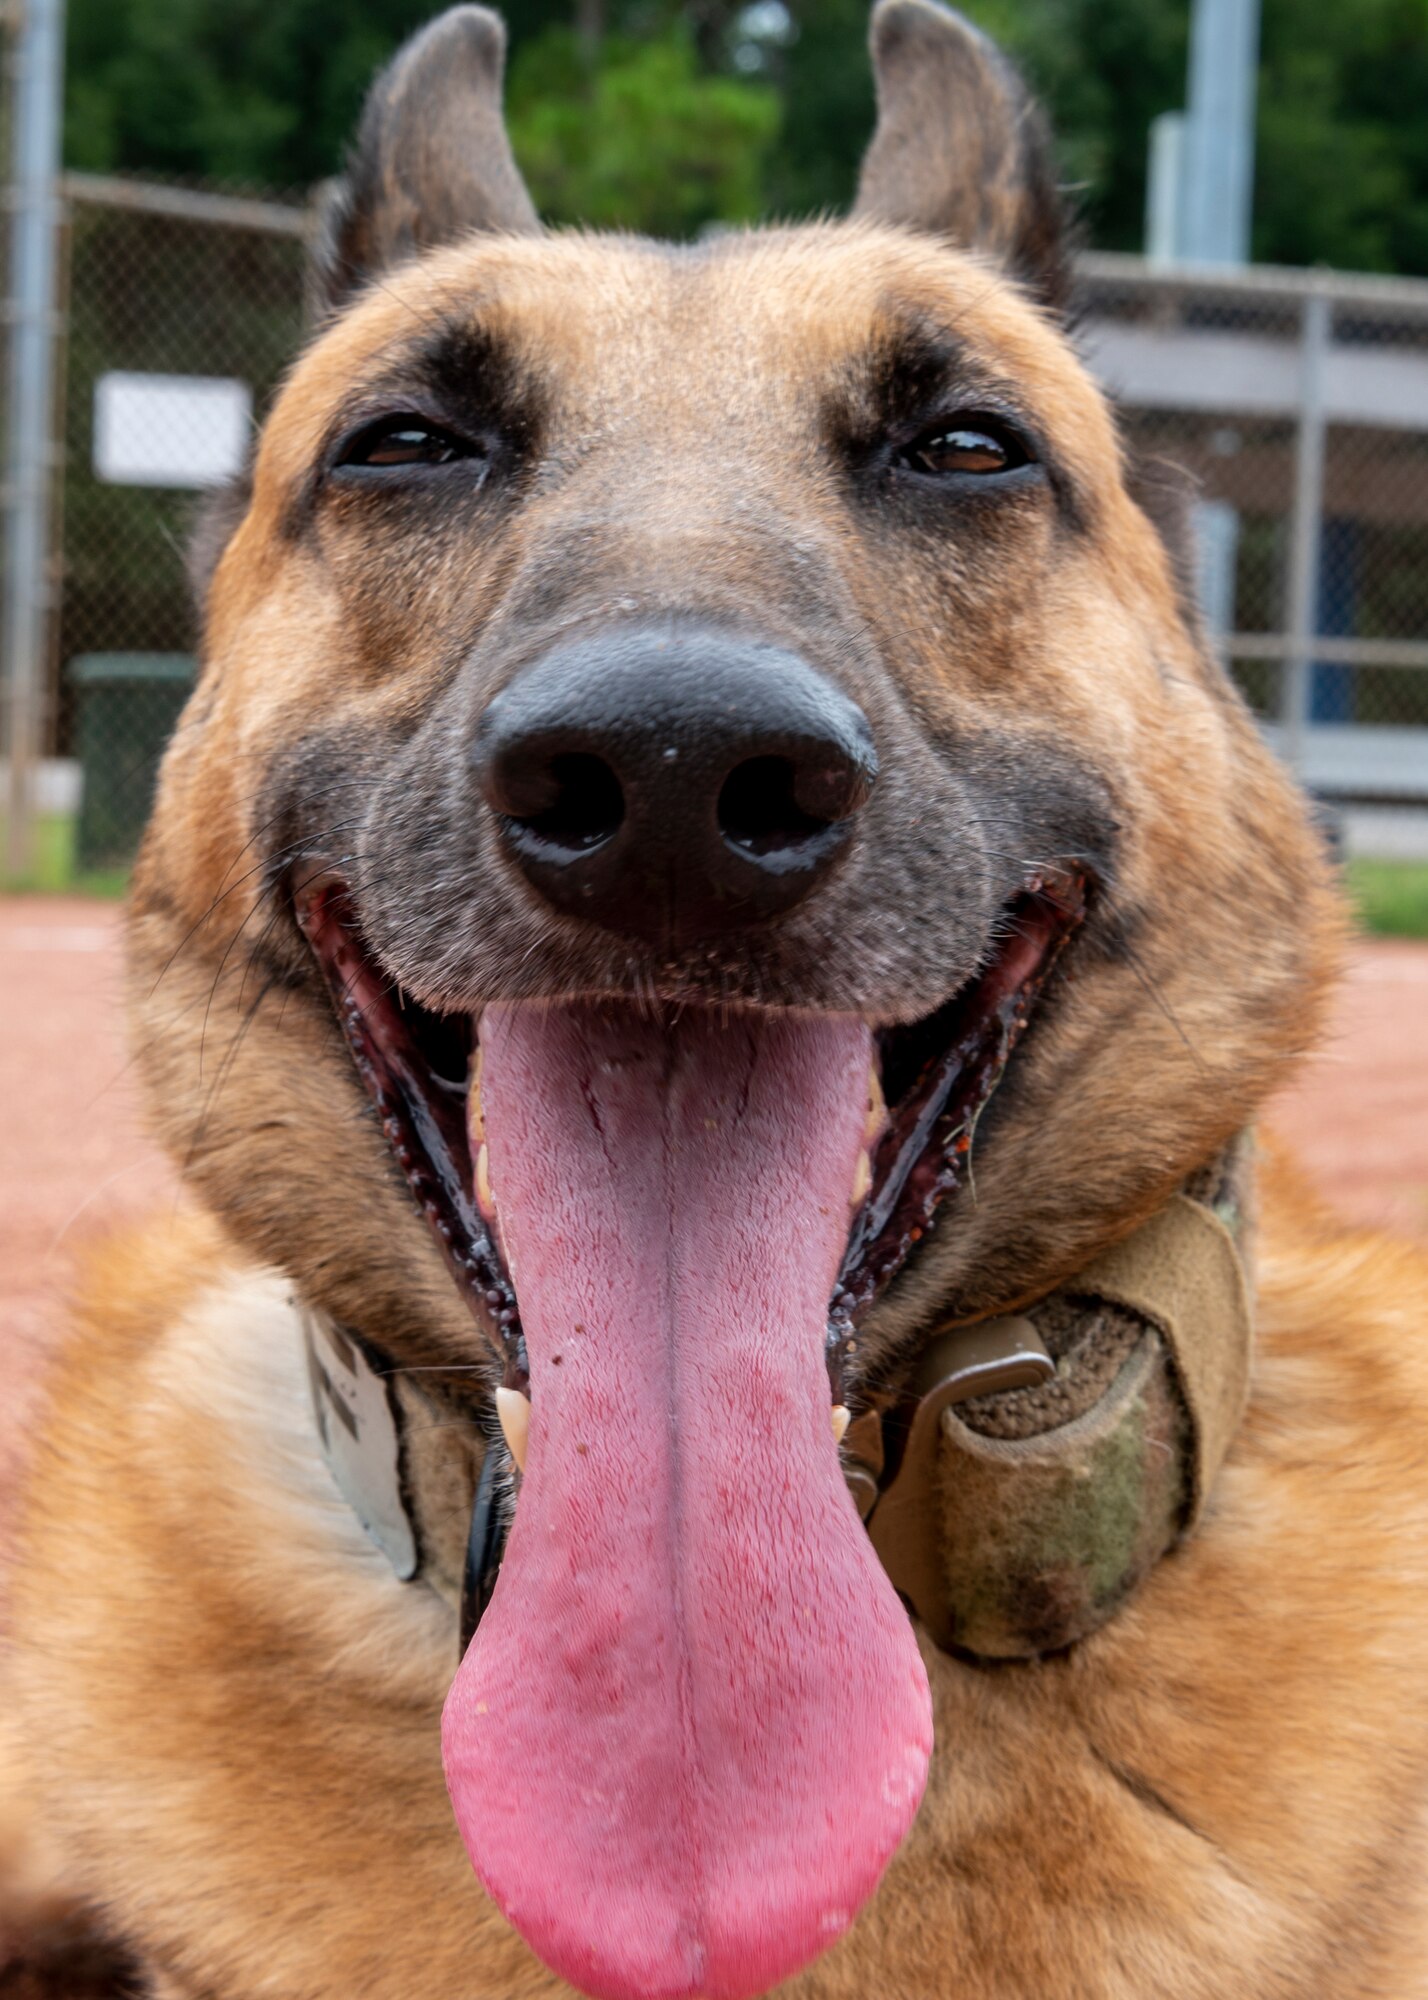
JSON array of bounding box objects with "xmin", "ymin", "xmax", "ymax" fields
[
  {"xmin": 865, "ymin": 1066, "xmax": 886, "ymax": 1145},
  {"xmin": 469, "ymin": 1047, "xmax": 485, "ymax": 1146},
  {"xmin": 850, "ymin": 1150, "xmax": 872, "ymax": 1208},
  {"xmin": 496, "ymin": 1386, "xmax": 530, "ymax": 1473},
  {"xmin": 831, "ymin": 1404, "xmax": 851, "ymax": 1446},
  {"xmin": 476, "ymin": 1143, "xmax": 495, "ymax": 1219}
]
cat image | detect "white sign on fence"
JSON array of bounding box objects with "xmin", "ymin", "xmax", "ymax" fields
[{"xmin": 93, "ymin": 371, "xmax": 252, "ymax": 488}]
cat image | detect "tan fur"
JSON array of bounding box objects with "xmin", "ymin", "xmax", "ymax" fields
[
  {"xmin": 4, "ymin": 7, "xmax": 1420, "ymax": 1995},
  {"xmin": 124, "ymin": 224, "xmax": 1344, "ymax": 1371},
  {"xmin": 9, "ymin": 1168, "xmax": 1428, "ymax": 1998}
]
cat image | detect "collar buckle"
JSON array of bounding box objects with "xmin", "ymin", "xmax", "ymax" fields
[{"xmin": 846, "ymin": 1317, "xmax": 1054, "ymax": 1632}]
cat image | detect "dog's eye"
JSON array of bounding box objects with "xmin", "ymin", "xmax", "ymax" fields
[
  {"xmin": 898, "ymin": 419, "xmax": 1031, "ymax": 478},
  {"xmin": 336, "ymin": 416, "xmax": 483, "ymax": 470}
]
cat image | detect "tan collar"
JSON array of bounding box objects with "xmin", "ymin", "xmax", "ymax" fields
[
  {"xmin": 302, "ymin": 1138, "xmax": 1254, "ymax": 1661},
  {"xmin": 850, "ymin": 1152, "xmax": 1253, "ymax": 1657}
]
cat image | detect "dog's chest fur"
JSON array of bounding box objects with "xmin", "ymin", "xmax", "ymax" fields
[{"xmin": 10, "ymin": 1175, "xmax": 1428, "ymax": 2000}]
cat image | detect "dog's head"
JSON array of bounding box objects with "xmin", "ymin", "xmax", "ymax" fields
[{"xmin": 131, "ymin": 5, "xmax": 1339, "ymax": 1994}]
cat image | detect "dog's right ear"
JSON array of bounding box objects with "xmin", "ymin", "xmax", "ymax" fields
[
  {"xmin": 853, "ymin": 0, "xmax": 1070, "ymax": 314},
  {"xmin": 310, "ymin": 5, "xmax": 538, "ymax": 319}
]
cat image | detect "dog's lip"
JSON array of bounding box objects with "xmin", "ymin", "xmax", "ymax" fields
[{"xmin": 291, "ymin": 864, "xmax": 1089, "ymax": 1392}]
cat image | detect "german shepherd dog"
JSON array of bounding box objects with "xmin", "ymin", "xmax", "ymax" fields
[{"xmin": 7, "ymin": 3, "xmax": 1428, "ymax": 1996}]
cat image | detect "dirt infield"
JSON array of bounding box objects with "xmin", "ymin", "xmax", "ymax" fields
[
  {"xmin": 0, "ymin": 900, "xmax": 171, "ymax": 1543},
  {"xmin": 2, "ymin": 895, "xmax": 1426, "ymax": 1509},
  {"xmin": 1271, "ymin": 941, "xmax": 1428, "ymax": 1241}
]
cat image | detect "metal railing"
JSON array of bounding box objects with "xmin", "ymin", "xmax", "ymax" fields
[{"xmin": 1077, "ymin": 253, "xmax": 1428, "ymax": 804}]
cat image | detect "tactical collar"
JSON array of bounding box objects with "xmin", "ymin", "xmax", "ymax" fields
[{"xmin": 303, "ymin": 1139, "xmax": 1252, "ymax": 1661}]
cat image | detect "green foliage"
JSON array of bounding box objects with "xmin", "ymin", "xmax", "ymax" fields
[
  {"xmin": 967, "ymin": 0, "xmax": 1428, "ymax": 272},
  {"xmin": 65, "ymin": 0, "xmax": 402, "ymax": 187},
  {"xmin": 961, "ymin": 0, "xmax": 1188, "ymax": 256},
  {"xmin": 761, "ymin": 0, "xmax": 873, "ymax": 218},
  {"xmin": 508, "ymin": 26, "xmax": 779, "ymax": 234},
  {"xmin": 57, "ymin": 0, "xmax": 1428, "ymax": 276},
  {"xmin": 1255, "ymin": 0, "xmax": 1428, "ymax": 274}
]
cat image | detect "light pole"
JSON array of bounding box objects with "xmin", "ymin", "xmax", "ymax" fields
[
  {"xmin": 3, "ymin": 0, "xmax": 66, "ymax": 878},
  {"xmin": 1181, "ymin": 0, "xmax": 1260, "ymax": 265},
  {"xmin": 1145, "ymin": 0, "xmax": 1260, "ymax": 266},
  {"xmin": 1143, "ymin": 0, "xmax": 1261, "ymax": 664}
]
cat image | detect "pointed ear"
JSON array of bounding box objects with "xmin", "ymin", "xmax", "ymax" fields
[
  {"xmin": 310, "ymin": 5, "xmax": 538, "ymax": 318},
  {"xmin": 852, "ymin": 0, "xmax": 1070, "ymax": 313}
]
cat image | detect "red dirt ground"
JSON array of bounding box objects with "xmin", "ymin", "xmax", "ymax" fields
[
  {"xmin": 2, "ymin": 897, "xmax": 1426, "ymax": 1531},
  {"xmin": 0, "ymin": 900, "xmax": 173, "ymax": 1556}
]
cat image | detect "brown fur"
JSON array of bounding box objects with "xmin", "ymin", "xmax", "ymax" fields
[
  {"xmin": 310, "ymin": 4, "xmax": 537, "ymax": 318},
  {"xmin": 7, "ymin": 5, "xmax": 1424, "ymax": 1996},
  {"xmin": 11, "ymin": 1169, "xmax": 1428, "ymax": 1999},
  {"xmin": 854, "ymin": 0, "xmax": 1073, "ymax": 309}
]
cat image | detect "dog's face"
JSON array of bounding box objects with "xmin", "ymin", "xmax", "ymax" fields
[{"xmin": 128, "ymin": 4, "xmax": 1339, "ymax": 1995}]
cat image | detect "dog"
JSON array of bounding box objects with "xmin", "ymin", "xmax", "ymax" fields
[{"xmin": 8, "ymin": 2, "xmax": 1428, "ymax": 1995}]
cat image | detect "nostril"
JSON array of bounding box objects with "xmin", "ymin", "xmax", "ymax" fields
[
  {"xmin": 479, "ymin": 631, "xmax": 878, "ymax": 937},
  {"xmin": 508, "ymin": 752, "xmax": 624, "ymax": 855},
  {"xmin": 718, "ymin": 756, "xmax": 835, "ymax": 858}
]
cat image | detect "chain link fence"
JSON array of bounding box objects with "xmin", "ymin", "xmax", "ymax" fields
[
  {"xmin": 4, "ymin": 172, "xmax": 1428, "ymax": 874},
  {"xmin": 47, "ymin": 176, "xmax": 308, "ymax": 868},
  {"xmin": 1079, "ymin": 254, "xmax": 1428, "ymax": 853}
]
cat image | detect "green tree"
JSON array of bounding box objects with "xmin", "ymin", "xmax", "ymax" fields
[
  {"xmin": 967, "ymin": 0, "xmax": 1428, "ymax": 272},
  {"xmin": 761, "ymin": 0, "xmax": 873, "ymax": 218},
  {"xmin": 58, "ymin": 0, "xmax": 1428, "ymax": 276},
  {"xmin": 964, "ymin": 0, "xmax": 1187, "ymax": 255},
  {"xmin": 507, "ymin": 25, "xmax": 779, "ymax": 235},
  {"xmin": 64, "ymin": 0, "xmax": 432, "ymax": 188},
  {"xmin": 1254, "ymin": 0, "xmax": 1428, "ymax": 273}
]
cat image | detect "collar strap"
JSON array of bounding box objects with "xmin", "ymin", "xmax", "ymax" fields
[
  {"xmin": 302, "ymin": 1141, "xmax": 1252, "ymax": 1663},
  {"xmin": 302, "ymin": 1313, "xmax": 490, "ymax": 1619},
  {"xmin": 848, "ymin": 1160, "xmax": 1253, "ymax": 1658}
]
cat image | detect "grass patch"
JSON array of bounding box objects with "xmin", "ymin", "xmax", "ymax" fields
[
  {"xmin": 0, "ymin": 813, "xmax": 129, "ymax": 899},
  {"xmin": 1346, "ymin": 859, "xmax": 1428, "ymax": 940},
  {"xmin": 5, "ymin": 814, "xmax": 1428, "ymax": 941}
]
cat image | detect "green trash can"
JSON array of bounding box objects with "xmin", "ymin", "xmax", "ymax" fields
[{"xmin": 70, "ymin": 653, "xmax": 196, "ymax": 871}]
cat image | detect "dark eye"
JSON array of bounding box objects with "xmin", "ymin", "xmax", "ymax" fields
[
  {"xmin": 898, "ymin": 419, "xmax": 1031, "ymax": 478},
  {"xmin": 337, "ymin": 415, "xmax": 483, "ymax": 470}
]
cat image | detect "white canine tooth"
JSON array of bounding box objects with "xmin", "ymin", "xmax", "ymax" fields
[
  {"xmin": 831, "ymin": 1404, "xmax": 851, "ymax": 1446},
  {"xmin": 865, "ymin": 1066, "xmax": 886, "ymax": 1146},
  {"xmin": 850, "ymin": 1149, "xmax": 872, "ymax": 1209},
  {"xmin": 496, "ymin": 1386, "xmax": 530, "ymax": 1474},
  {"xmin": 476, "ymin": 1142, "xmax": 495, "ymax": 1218},
  {"xmin": 468, "ymin": 1046, "xmax": 485, "ymax": 1146}
]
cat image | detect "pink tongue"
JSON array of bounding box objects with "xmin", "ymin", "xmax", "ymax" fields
[{"xmin": 442, "ymin": 1002, "xmax": 931, "ymax": 2000}]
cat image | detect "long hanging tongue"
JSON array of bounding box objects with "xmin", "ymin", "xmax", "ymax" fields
[{"xmin": 443, "ymin": 1002, "xmax": 932, "ymax": 2000}]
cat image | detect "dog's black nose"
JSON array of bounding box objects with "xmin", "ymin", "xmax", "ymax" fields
[{"xmin": 475, "ymin": 626, "xmax": 877, "ymax": 947}]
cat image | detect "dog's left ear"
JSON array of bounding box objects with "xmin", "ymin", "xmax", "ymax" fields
[
  {"xmin": 310, "ymin": 4, "xmax": 538, "ymax": 318},
  {"xmin": 853, "ymin": 0, "xmax": 1070, "ymax": 314}
]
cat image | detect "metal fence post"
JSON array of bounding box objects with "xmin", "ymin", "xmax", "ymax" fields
[
  {"xmin": 3, "ymin": 0, "xmax": 65, "ymax": 878},
  {"xmin": 1281, "ymin": 284, "xmax": 1331, "ymax": 778}
]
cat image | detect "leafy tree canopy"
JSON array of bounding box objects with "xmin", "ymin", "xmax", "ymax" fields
[
  {"xmin": 60, "ymin": 0, "xmax": 1428, "ymax": 275},
  {"xmin": 508, "ymin": 26, "xmax": 779, "ymax": 234}
]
